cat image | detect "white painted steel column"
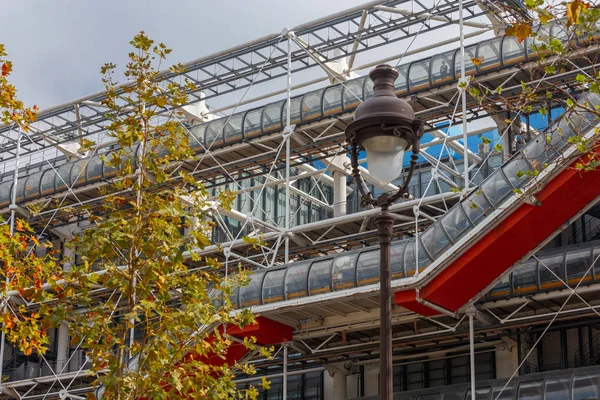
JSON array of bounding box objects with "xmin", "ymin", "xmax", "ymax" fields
[
  {"xmin": 469, "ymin": 314, "xmax": 476, "ymax": 400},
  {"xmin": 459, "ymin": 0, "xmax": 469, "ymax": 190},
  {"xmin": 284, "ymin": 31, "xmax": 292, "ymax": 264},
  {"xmin": 332, "ymin": 371, "xmax": 347, "ymax": 400},
  {"xmin": 333, "ymin": 171, "xmax": 347, "ymax": 217},
  {"xmin": 56, "ymin": 322, "xmax": 70, "ymax": 373},
  {"xmin": 283, "ymin": 344, "xmax": 288, "ymax": 400}
]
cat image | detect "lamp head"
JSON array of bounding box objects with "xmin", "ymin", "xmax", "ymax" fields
[{"xmin": 345, "ymin": 65, "xmax": 423, "ymax": 185}]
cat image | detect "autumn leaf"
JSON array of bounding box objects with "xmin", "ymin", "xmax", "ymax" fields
[
  {"xmin": 505, "ymin": 22, "xmax": 532, "ymax": 43},
  {"xmin": 566, "ymin": 0, "xmax": 589, "ymax": 27},
  {"xmin": 1, "ymin": 61, "xmax": 11, "ymax": 76},
  {"xmin": 471, "ymin": 56, "xmax": 485, "ymax": 67},
  {"xmin": 536, "ymin": 8, "xmax": 554, "ymax": 24},
  {"xmin": 15, "ymin": 219, "xmax": 24, "ymax": 232}
]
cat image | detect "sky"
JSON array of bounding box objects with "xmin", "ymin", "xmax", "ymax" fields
[{"xmin": 0, "ymin": 0, "xmax": 369, "ymax": 110}]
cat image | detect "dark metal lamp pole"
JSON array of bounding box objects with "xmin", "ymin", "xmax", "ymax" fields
[{"xmin": 345, "ymin": 64, "xmax": 424, "ymax": 400}]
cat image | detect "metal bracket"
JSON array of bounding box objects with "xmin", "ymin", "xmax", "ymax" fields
[
  {"xmin": 523, "ymin": 194, "xmax": 542, "ymax": 207},
  {"xmin": 282, "ymin": 124, "xmax": 296, "ymax": 139}
]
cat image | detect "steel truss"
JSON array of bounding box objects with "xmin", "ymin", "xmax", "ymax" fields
[
  {"xmin": 0, "ymin": 0, "xmax": 496, "ymax": 165},
  {"xmin": 2, "ymin": 0, "xmax": 599, "ymax": 398}
]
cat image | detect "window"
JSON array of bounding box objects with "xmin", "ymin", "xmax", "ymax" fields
[
  {"xmin": 573, "ymin": 373, "xmax": 600, "ymax": 400},
  {"xmin": 545, "ymin": 377, "xmax": 571, "ymax": 400},
  {"xmin": 517, "ymin": 380, "xmax": 543, "ymax": 400}
]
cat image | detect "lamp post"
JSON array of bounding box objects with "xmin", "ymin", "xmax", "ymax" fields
[{"xmin": 345, "ymin": 64, "xmax": 424, "ymax": 399}]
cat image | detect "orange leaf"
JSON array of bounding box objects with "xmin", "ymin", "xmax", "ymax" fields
[
  {"xmin": 1, "ymin": 62, "xmax": 10, "ymax": 76},
  {"xmin": 15, "ymin": 219, "xmax": 24, "ymax": 232},
  {"xmin": 471, "ymin": 56, "xmax": 485, "ymax": 66},
  {"xmin": 505, "ymin": 22, "xmax": 532, "ymax": 43},
  {"xmin": 566, "ymin": 0, "xmax": 589, "ymax": 27}
]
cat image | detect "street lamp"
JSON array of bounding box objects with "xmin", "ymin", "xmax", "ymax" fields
[{"xmin": 345, "ymin": 64, "xmax": 424, "ymax": 399}]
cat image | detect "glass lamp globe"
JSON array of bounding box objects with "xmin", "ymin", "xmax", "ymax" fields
[{"xmin": 362, "ymin": 135, "xmax": 408, "ymax": 185}]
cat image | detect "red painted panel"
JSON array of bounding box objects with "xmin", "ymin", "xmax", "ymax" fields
[
  {"xmin": 394, "ymin": 290, "xmax": 440, "ymax": 316},
  {"xmin": 421, "ymin": 151, "xmax": 600, "ymax": 311},
  {"xmin": 228, "ymin": 316, "xmax": 294, "ymax": 345}
]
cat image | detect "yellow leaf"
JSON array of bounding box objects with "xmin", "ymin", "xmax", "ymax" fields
[
  {"xmin": 471, "ymin": 56, "xmax": 484, "ymax": 66},
  {"xmin": 566, "ymin": 0, "xmax": 589, "ymax": 27},
  {"xmin": 536, "ymin": 8, "xmax": 554, "ymax": 24},
  {"xmin": 505, "ymin": 22, "xmax": 532, "ymax": 43},
  {"xmin": 15, "ymin": 219, "xmax": 24, "ymax": 232}
]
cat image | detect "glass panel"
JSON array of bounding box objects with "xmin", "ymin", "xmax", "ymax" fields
[
  {"xmin": 429, "ymin": 359, "xmax": 446, "ymax": 388},
  {"xmin": 13, "ymin": 178, "xmax": 25, "ymax": 203},
  {"xmin": 243, "ymin": 108, "xmax": 263, "ymax": 138},
  {"xmin": 551, "ymin": 21, "xmax": 569, "ymax": 42},
  {"xmin": 503, "ymin": 37, "xmax": 526, "ymax": 64},
  {"xmin": 282, "ymin": 97, "xmax": 302, "ymax": 125},
  {"xmin": 513, "ymin": 261, "xmax": 538, "ymax": 294},
  {"xmin": 461, "ymin": 190, "xmax": 493, "ymax": 225},
  {"xmin": 449, "ymin": 355, "xmax": 469, "ymax": 384},
  {"xmin": 567, "ymin": 249, "xmax": 593, "ymax": 284},
  {"xmin": 417, "ymin": 394, "xmax": 439, "ymax": 400},
  {"xmin": 431, "ymin": 51, "xmax": 454, "ymax": 84},
  {"xmin": 395, "ymin": 65, "xmax": 409, "ymax": 93},
  {"xmin": 420, "ymin": 220, "xmax": 452, "ymax": 259},
  {"xmin": 189, "ymin": 123, "xmax": 206, "ymax": 150},
  {"xmin": 224, "ymin": 113, "xmax": 244, "ymax": 143},
  {"xmin": 103, "ymin": 151, "xmax": 120, "ymax": 178},
  {"xmin": 0, "ymin": 181, "xmax": 12, "ymax": 206},
  {"xmin": 492, "ymin": 384, "xmax": 516, "ymax": 400},
  {"xmin": 263, "ymin": 101, "xmax": 284, "ymax": 133},
  {"xmin": 538, "ymin": 253, "xmax": 565, "ymax": 290},
  {"xmin": 205, "ymin": 119, "xmax": 225, "ymax": 148},
  {"xmin": 55, "ymin": 163, "xmax": 73, "ymax": 191},
  {"xmin": 518, "ymin": 380, "xmax": 543, "ymax": 400},
  {"xmin": 573, "ymin": 372, "xmax": 600, "ymax": 400},
  {"xmin": 229, "ymin": 287, "xmax": 240, "ymax": 309},
  {"xmin": 356, "ymin": 249, "xmax": 379, "ymax": 286},
  {"xmin": 502, "ymin": 157, "xmax": 533, "ymax": 189},
  {"xmin": 262, "ymin": 269, "xmax": 286, "ymax": 303},
  {"xmin": 285, "ymin": 262, "xmax": 310, "ymax": 299},
  {"xmin": 40, "ymin": 169, "xmax": 57, "ymax": 195},
  {"xmin": 441, "ymin": 391, "xmax": 464, "ymax": 400},
  {"xmin": 404, "ymin": 240, "xmax": 417, "ymax": 277},
  {"xmin": 24, "ymin": 171, "xmax": 43, "ymax": 200},
  {"xmin": 545, "ymin": 377, "xmax": 571, "ymax": 400},
  {"xmin": 408, "ymin": 61, "xmax": 431, "ymax": 91},
  {"xmin": 407, "ymin": 362, "xmax": 425, "ymax": 390},
  {"xmin": 70, "ymin": 159, "xmax": 87, "ymax": 187},
  {"xmin": 86, "ymin": 155, "xmax": 103, "ymax": 182},
  {"xmin": 209, "ymin": 289, "xmax": 222, "ymax": 308},
  {"xmin": 364, "ymin": 78, "xmax": 374, "ymax": 99},
  {"xmin": 489, "ymin": 274, "xmax": 512, "ymax": 298},
  {"xmin": 521, "ymin": 134, "xmax": 558, "ymax": 171},
  {"xmin": 455, "ymin": 45, "xmax": 478, "ymax": 77},
  {"xmin": 404, "ymin": 239, "xmax": 431, "ymax": 276},
  {"xmin": 301, "ymin": 90, "xmax": 323, "ymax": 122},
  {"xmin": 308, "ymin": 259, "xmax": 333, "ymax": 295},
  {"xmin": 480, "ymin": 170, "xmax": 511, "ymax": 206},
  {"xmin": 239, "ymin": 272, "xmax": 264, "ymax": 307},
  {"xmin": 466, "ymin": 387, "xmax": 491, "ymax": 400},
  {"xmin": 391, "ymin": 241, "xmax": 407, "ymax": 279},
  {"xmin": 342, "ymin": 77, "xmax": 365, "ymax": 110},
  {"xmin": 527, "ymin": 25, "xmax": 552, "ymax": 56},
  {"xmin": 441, "ymin": 205, "xmax": 473, "ymax": 243},
  {"xmin": 323, "ymin": 85, "xmax": 343, "ymax": 116},
  {"xmin": 477, "ymin": 37, "xmax": 502, "ymax": 71},
  {"xmin": 332, "ymin": 253, "xmax": 357, "ymax": 290}
]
